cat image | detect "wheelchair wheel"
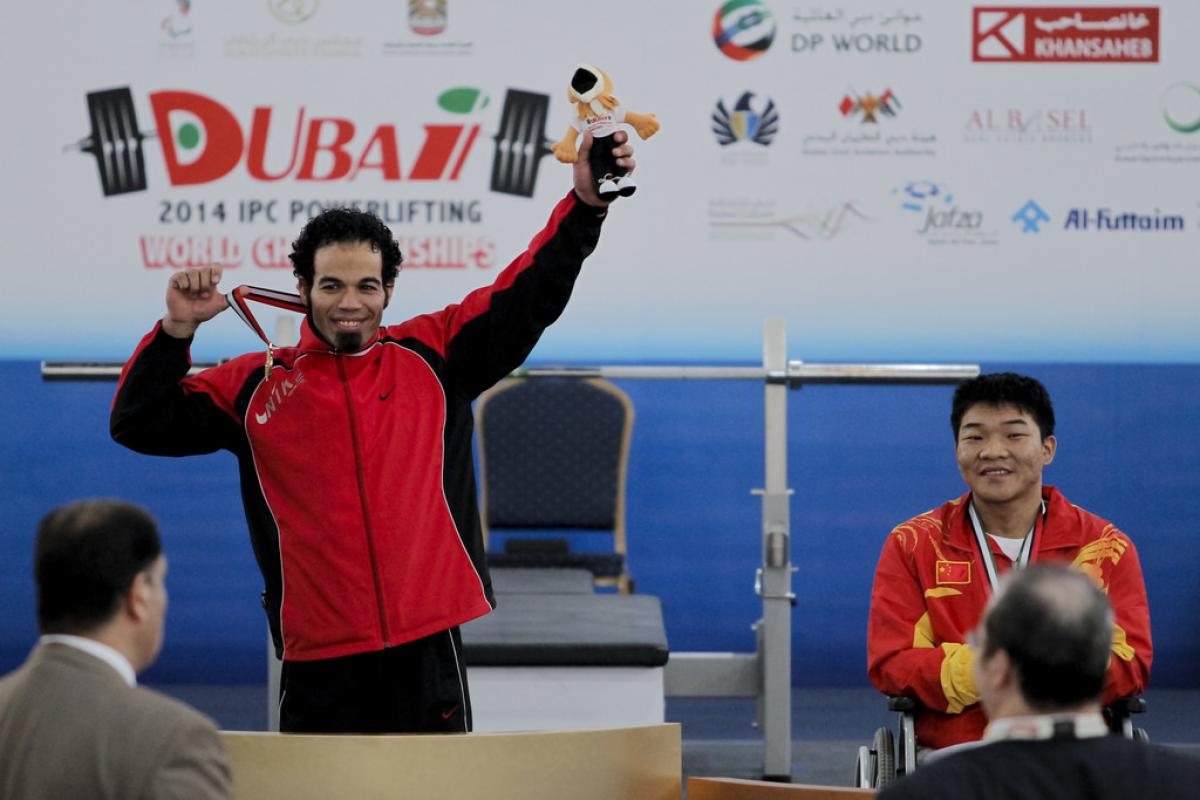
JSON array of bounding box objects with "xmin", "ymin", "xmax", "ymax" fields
[
  {"xmin": 854, "ymin": 745, "xmax": 874, "ymax": 788},
  {"xmin": 873, "ymin": 726, "xmax": 897, "ymax": 789}
]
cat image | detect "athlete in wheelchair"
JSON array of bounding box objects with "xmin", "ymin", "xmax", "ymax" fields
[{"xmin": 858, "ymin": 373, "xmax": 1152, "ymax": 789}]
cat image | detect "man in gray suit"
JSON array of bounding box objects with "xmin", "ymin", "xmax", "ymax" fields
[{"xmin": 0, "ymin": 499, "xmax": 232, "ymax": 799}]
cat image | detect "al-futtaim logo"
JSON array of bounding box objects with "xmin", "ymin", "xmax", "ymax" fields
[
  {"xmin": 712, "ymin": 92, "xmax": 779, "ymax": 146},
  {"xmin": 973, "ymin": 6, "xmax": 1159, "ymax": 63},
  {"xmin": 712, "ymin": 0, "xmax": 775, "ymax": 61},
  {"xmin": 1012, "ymin": 200, "xmax": 1050, "ymax": 233},
  {"xmin": 68, "ymin": 85, "xmax": 564, "ymax": 198},
  {"xmin": 1063, "ymin": 207, "xmax": 1184, "ymax": 231},
  {"xmin": 1163, "ymin": 84, "xmax": 1200, "ymax": 134}
]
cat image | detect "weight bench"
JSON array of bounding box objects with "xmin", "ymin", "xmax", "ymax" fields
[
  {"xmin": 461, "ymin": 592, "xmax": 670, "ymax": 732},
  {"xmin": 488, "ymin": 567, "xmax": 595, "ymax": 595}
]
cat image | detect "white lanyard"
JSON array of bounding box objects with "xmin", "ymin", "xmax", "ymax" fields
[{"xmin": 967, "ymin": 499, "xmax": 1045, "ymax": 593}]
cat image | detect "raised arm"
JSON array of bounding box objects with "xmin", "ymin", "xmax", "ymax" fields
[
  {"xmin": 161, "ymin": 266, "xmax": 229, "ymax": 339},
  {"xmin": 111, "ymin": 268, "xmax": 247, "ymax": 456},
  {"xmin": 404, "ymin": 132, "xmax": 635, "ymax": 398}
]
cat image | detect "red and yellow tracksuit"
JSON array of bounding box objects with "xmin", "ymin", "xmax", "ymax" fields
[{"xmin": 867, "ymin": 486, "xmax": 1151, "ymax": 749}]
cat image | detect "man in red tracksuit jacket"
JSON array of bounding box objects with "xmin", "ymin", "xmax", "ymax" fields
[
  {"xmin": 110, "ymin": 133, "xmax": 635, "ymax": 734},
  {"xmin": 867, "ymin": 372, "xmax": 1151, "ymax": 751}
]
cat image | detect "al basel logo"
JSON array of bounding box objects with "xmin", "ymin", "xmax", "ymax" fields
[
  {"xmin": 712, "ymin": 92, "xmax": 779, "ymax": 146},
  {"xmin": 840, "ymin": 89, "xmax": 900, "ymax": 124},
  {"xmin": 973, "ymin": 7, "xmax": 1159, "ymax": 63},
  {"xmin": 1012, "ymin": 200, "xmax": 1050, "ymax": 232},
  {"xmin": 409, "ymin": 0, "xmax": 447, "ymax": 36},
  {"xmin": 965, "ymin": 107, "xmax": 1091, "ymax": 143},
  {"xmin": 70, "ymin": 85, "xmax": 555, "ymax": 198},
  {"xmin": 712, "ymin": 0, "xmax": 775, "ymax": 61},
  {"xmin": 1163, "ymin": 84, "xmax": 1200, "ymax": 134}
]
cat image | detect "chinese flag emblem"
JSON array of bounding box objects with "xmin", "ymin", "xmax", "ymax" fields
[{"xmin": 936, "ymin": 560, "xmax": 971, "ymax": 585}]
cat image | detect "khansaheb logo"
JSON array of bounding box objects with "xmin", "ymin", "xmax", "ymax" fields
[{"xmin": 973, "ymin": 7, "xmax": 1159, "ymax": 63}]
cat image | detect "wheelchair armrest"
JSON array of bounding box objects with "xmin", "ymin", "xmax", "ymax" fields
[
  {"xmin": 887, "ymin": 695, "xmax": 918, "ymax": 713},
  {"xmin": 1109, "ymin": 695, "xmax": 1147, "ymax": 715}
]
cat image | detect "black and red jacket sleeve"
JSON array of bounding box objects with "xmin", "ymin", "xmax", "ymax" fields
[
  {"xmin": 110, "ymin": 322, "xmax": 252, "ymax": 456},
  {"xmin": 393, "ymin": 190, "xmax": 607, "ymax": 398}
]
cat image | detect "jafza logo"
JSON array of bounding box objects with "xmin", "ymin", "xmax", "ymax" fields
[
  {"xmin": 66, "ymin": 85, "xmax": 565, "ymax": 199},
  {"xmin": 972, "ymin": 6, "xmax": 1159, "ymax": 63},
  {"xmin": 894, "ymin": 180, "xmax": 994, "ymax": 243},
  {"xmin": 840, "ymin": 89, "xmax": 900, "ymax": 124},
  {"xmin": 712, "ymin": 92, "xmax": 779, "ymax": 146},
  {"xmin": 712, "ymin": 0, "xmax": 775, "ymax": 62}
]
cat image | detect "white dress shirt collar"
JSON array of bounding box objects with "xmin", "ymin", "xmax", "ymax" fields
[
  {"xmin": 40, "ymin": 634, "xmax": 137, "ymax": 687},
  {"xmin": 984, "ymin": 711, "xmax": 1108, "ymax": 742}
]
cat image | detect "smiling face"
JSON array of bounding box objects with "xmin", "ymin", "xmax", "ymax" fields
[
  {"xmin": 956, "ymin": 402, "xmax": 1056, "ymax": 510},
  {"xmin": 299, "ymin": 241, "xmax": 393, "ymax": 352}
]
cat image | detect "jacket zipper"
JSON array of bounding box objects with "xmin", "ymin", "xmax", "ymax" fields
[{"xmin": 336, "ymin": 357, "xmax": 392, "ymax": 645}]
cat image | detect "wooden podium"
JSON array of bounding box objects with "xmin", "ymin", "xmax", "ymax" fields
[
  {"xmin": 688, "ymin": 778, "xmax": 876, "ymax": 799},
  {"xmin": 222, "ymin": 724, "xmax": 681, "ymax": 799}
]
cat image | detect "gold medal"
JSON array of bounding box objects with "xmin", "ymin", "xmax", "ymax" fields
[{"xmin": 263, "ymin": 343, "xmax": 274, "ymax": 382}]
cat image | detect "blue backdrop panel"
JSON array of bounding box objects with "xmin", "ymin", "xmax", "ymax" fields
[{"xmin": 1, "ymin": 361, "xmax": 1196, "ymax": 687}]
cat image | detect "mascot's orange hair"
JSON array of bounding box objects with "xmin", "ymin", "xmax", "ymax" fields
[{"xmin": 551, "ymin": 64, "xmax": 659, "ymax": 166}]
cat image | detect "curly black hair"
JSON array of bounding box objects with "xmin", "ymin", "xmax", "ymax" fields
[
  {"xmin": 289, "ymin": 207, "xmax": 403, "ymax": 286},
  {"xmin": 950, "ymin": 372, "xmax": 1056, "ymax": 441}
]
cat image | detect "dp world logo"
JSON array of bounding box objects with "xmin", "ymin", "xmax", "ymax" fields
[
  {"xmin": 712, "ymin": 0, "xmax": 775, "ymax": 62},
  {"xmin": 69, "ymin": 84, "xmax": 562, "ymax": 198},
  {"xmin": 712, "ymin": 92, "xmax": 779, "ymax": 146}
]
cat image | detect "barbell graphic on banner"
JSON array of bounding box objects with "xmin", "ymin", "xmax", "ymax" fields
[
  {"xmin": 489, "ymin": 89, "xmax": 555, "ymax": 198},
  {"xmin": 67, "ymin": 85, "xmax": 554, "ymax": 199},
  {"xmin": 66, "ymin": 88, "xmax": 154, "ymax": 197}
]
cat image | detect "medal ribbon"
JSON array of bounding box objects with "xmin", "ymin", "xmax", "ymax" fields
[
  {"xmin": 224, "ymin": 285, "xmax": 307, "ymax": 379},
  {"xmin": 968, "ymin": 498, "xmax": 1046, "ymax": 593}
]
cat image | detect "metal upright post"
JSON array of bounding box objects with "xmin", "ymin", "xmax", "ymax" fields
[{"xmin": 758, "ymin": 318, "xmax": 794, "ymax": 780}]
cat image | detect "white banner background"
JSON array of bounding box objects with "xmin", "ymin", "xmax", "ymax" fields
[{"xmin": 2, "ymin": 0, "xmax": 1197, "ymax": 362}]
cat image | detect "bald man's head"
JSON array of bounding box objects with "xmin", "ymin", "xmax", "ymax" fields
[{"xmin": 981, "ymin": 563, "xmax": 1113, "ymax": 712}]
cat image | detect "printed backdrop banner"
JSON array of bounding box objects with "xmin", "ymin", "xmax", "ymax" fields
[{"xmin": 2, "ymin": 0, "xmax": 1197, "ymax": 362}]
